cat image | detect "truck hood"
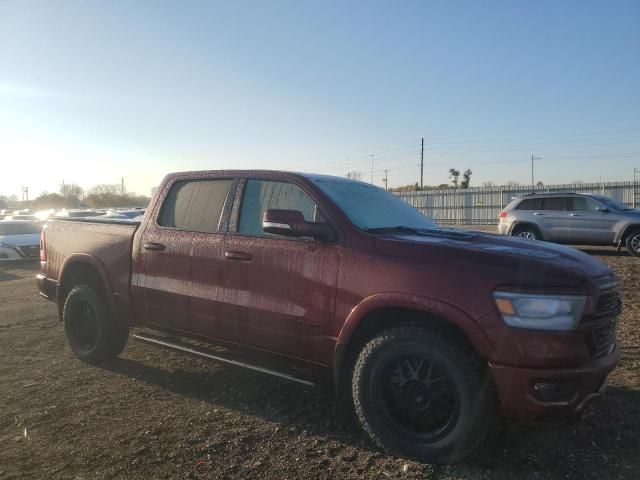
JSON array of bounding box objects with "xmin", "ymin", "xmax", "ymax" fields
[{"xmin": 373, "ymin": 228, "xmax": 611, "ymax": 288}]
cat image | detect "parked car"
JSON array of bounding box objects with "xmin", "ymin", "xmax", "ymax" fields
[
  {"xmin": 2, "ymin": 214, "xmax": 41, "ymax": 222},
  {"xmin": 101, "ymin": 209, "xmax": 145, "ymax": 220},
  {"xmin": 54, "ymin": 209, "xmax": 105, "ymax": 219},
  {"xmin": 498, "ymin": 192, "xmax": 640, "ymax": 257},
  {"xmin": 0, "ymin": 221, "xmax": 42, "ymax": 260},
  {"xmin": 37, "ymin": 171, "xmax": 620, "ymax": 463}
]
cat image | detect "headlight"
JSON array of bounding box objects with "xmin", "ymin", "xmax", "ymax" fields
[{"xmin": 493, "ymin": 292, "xmax": 586, "ymax": 331}]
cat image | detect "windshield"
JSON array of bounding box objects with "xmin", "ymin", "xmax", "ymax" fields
[
  {"xmin": 0, "ymin": 222, "xmax": 42, "ymax": 235},
  {"xmin": 313, "ymin": 179, "xmax": 436, "ymax": 231},
  {"xmin": 590, "ymin": 195, "xmax": 633, "ymax": 211}
]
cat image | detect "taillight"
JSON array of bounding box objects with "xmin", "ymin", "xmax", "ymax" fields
[
  {"xmin": 499, "ymin": 210, "xmax": 508, "ymax": 218},
  {"xmin": 40, "ymin": 229, "xmax": 46, "ymax": 261}
]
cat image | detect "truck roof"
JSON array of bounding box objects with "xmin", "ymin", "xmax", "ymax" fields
[{"xmin": 165, "ymin": 170, "xmax": 359, "ymax": 183}]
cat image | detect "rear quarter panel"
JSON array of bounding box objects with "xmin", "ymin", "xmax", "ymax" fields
[{"xmin": 44, "ymin": 219, "xmax": 138, "ymax": 303}]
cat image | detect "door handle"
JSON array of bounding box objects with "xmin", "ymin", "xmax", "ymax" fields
[
  {"xmin": 144, "ymin": 242, "xmax": 166, "ymax": 251},
  {"xmin": 533, "ymin": 212, "xmax": 545, "ymax": 216},
  {"xmin": 569, "ymin": 213, "xmax": 581, "ymax": 217},
  {"xmin": 224, "ymin": 251, "xmax": 253, "ymax": 261}
]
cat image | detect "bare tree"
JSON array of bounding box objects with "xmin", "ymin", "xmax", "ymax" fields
[
  {"xmin": 89, "ymin": 184, "xmax": 120, "ymax": 196},
  {"xmin": 482, "ymin": 181, "xmax": 494, "ymax": 188},
  {"xmin": 59, "ymin": 182, "xmax": 84, "ymax": 199},
  {"xmin": 506, "ymin": 180, "xmax": 519, "ymax": 187},
  {"xmin": 346, "ymin": 171, "xmax": 362, "ymax": 181}
]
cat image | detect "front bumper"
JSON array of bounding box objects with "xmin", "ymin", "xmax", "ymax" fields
[{"xmin": 489, "ymin": 344, "xmax": 619, "ymax": 423}]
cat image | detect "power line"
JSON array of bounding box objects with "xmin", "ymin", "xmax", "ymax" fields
[
  {"xmin": 369, "ymin": 151, "xmax": 640, "ymax": 176},
  {"xmin": 421, "ymin": 138, "xmax": 640, "ymax": 155},
  {"xmin": 419, "ymin": 128, "xmax": 640, "ymax": 146}
]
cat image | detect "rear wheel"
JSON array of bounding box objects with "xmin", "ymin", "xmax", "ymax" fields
[
  {"xmin": 63, "ymin": 285, "xmax": 129, "ymax": 364},
  {"xmin": 626, "ymin": 229, "xmax": 640, "ymax": 258},
  {"xmin": 512, "ymin": 225, "xmax": 539, "ymax": 240},
  {"xmin": 351, "ymin": 327, "xmax": 494, "ymax": 464}
]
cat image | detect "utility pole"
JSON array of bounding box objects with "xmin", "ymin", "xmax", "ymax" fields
[
  {"xmin": 634, "ymin": 168, "xmax": 640, "ymax": 209},
  {"xmin": 370, "ymin": 155, "xmax": 374, "ymax": 184},
  {"xmin": 420, "ymin": 137, "xmax": 424, "ymax": 190},
  {"xmin": 121, "ymin": 177, "xmax": 125, "ymax": 196},
  {"xmin": 531, "ymin": 154, "xmax": 541, "ymax": 186},
  {"xmin": 383, "ymin": 170, "xmax": 388, "ymax": 191}
]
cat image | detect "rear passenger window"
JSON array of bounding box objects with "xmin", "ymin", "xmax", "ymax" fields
[
  {"xmin": 158, "ymin": 179, "xmax": 232, "ymax": 232},
  {"xmin": 516, "ymin": 198, "xmax": 543, "ymax": 210},
  {"xmin": 541, "ymin": 197, "xmax": 567, "ymax": 211}
]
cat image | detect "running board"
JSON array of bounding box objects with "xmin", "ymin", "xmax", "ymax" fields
[{"xmin": 132, "ymin": 333, "xmax": 315, "ymax": 387}]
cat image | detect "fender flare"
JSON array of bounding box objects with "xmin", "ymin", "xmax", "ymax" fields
[
  {"xmin": 509, "ymin": 221, "xmax": 543, "ymax": 239},
  {"xmin": 58, "ymin": 253, "xmax": 117, "ymax": 313},
  {"xmin": 334, "ymin": 292, "xmax": 494, "ymax": 374},
  {"xmin": 616, "ymin": 223, "xmax": 640, "ymax": 244}
]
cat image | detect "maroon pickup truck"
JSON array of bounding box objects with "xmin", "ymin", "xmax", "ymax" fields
[{"xmin": 37, "ymin": 170, "xmax": 620, "ymax": 463}]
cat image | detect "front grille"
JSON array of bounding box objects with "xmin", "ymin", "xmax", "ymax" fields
[
  {"xmin": 590, "ymin": 318, "xmax": 617, "ymax": 358},
  {"xmin": 595, "ymin": 289, "xmax": 621, "ymax": 318},
  {"xmin": 19, "ymin": 245, "xmax": 40, "ymax": 258},
  {"xmin": 583, "ymin": 287, "xmax": 621, "ymax": 358}
]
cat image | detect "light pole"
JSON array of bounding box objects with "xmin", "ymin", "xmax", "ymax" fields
[
  {"xmin": 531, "ymin": 154, "xmax": 541, "ymax": 186},
  {"xmin": 370, "ymin": 154, "xmax": 374, "ymax": 184}
]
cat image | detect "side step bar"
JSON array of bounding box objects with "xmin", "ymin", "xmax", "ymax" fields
[{"xmin": 132, "ymin": 333, "xmax": 315, "ymax": 387}]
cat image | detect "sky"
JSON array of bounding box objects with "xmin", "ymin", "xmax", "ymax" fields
[{"xmin": 1, "ymin": 0, "xmax": 639, "ymax": 198}]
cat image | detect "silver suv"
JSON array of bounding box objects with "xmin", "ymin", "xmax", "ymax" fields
[{"xmin": 498, "ymin": 193, "xmax": 640, "ymax": 257}]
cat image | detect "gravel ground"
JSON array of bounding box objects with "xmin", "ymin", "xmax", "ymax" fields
[{"xmin": 1, "ymin": 241, "xmax": 638, "ymax": 479}]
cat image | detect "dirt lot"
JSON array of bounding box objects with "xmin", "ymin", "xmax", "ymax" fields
[{"xmin": 1, "ymin": 244, "xmax": 639, "ymax": 479}]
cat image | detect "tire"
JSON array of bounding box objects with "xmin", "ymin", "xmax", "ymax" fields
[
  {"xmin": 511, "ymin": 225, "xmax": 539, "ymax": 240},
  {"xmin": 626, "ymin": 229, "xmax": 640, "ymax": 258},
  {"xmin": 352, "ymin": 327, "xmax": 494, "ymax": 464},
  {"xmin": 62, "ymin": 285, "xmax": 129, "ymax": 364}
]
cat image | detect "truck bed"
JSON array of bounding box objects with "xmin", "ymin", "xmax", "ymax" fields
[{"xmin": 42, "ymin": 218, "xmax": 140, "ymax": 301}]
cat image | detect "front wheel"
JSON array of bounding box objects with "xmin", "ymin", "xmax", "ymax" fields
[
  {"xmin": 63, "ymin": 285, "xmax": 129, "ymax": 364},
  {"xmin": 626, "ymin": 229, "xmax": 640, "ymax": 258},
  {"xmin": 352, "ymin": 327, "xmax": 494, "ymax": 464}
]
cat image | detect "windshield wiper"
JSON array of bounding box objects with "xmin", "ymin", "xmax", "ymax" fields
[{"xmin": 364, "ymin": 226, "xmax": 422, "ymax": 234}]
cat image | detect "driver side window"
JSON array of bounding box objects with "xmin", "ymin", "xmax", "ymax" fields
[{"xmin": 238, "ymin": 179, "xmax": 326, "ymax": 236}]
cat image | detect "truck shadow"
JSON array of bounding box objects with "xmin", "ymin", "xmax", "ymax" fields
[
  {"xmin": 577, "ymin": 247, "xmax": 630, "ymax": 257},
  {"xmin": 99, "ymin": 355, "xmax": 374, "ymax": 452},
  {"xmin": 98, "ymin": 354, "xmax": 640, "ymax": 473},
  {"xmin": 0, "ymin": 260, "xmax": 40, "ymax": 282}
]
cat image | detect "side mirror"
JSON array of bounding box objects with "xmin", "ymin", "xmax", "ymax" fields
[
  {"xmin": 596, "ymin": 206, "xmax": 610, "ymax": 213},
  {"xmin": 263, "ymin": 209, "xmax": 335, "ymax": 241}
]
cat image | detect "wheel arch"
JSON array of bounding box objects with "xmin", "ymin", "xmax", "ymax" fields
[
  {"xmin": 57, "ymin": 255, "xmax": 114, "ymax": 320},
  {"xmin": 333, "ymin": 294, "xmax": 493, "ymax": 397},
  {"xmin": 617, "ymin": 223, "xmax": 640, "ymax": 244},
  {"xmin": 509, "ymin": 221, "xmax": 543, "ymax": 239}
]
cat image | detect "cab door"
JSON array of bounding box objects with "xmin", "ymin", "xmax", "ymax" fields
[
  {"xmin": 216, "ymin": 178, "xmax": 342, "ymax": 365},
  {"xmin": 132, "ymin": 177, "xmax": 235, "ymax": 335}
]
